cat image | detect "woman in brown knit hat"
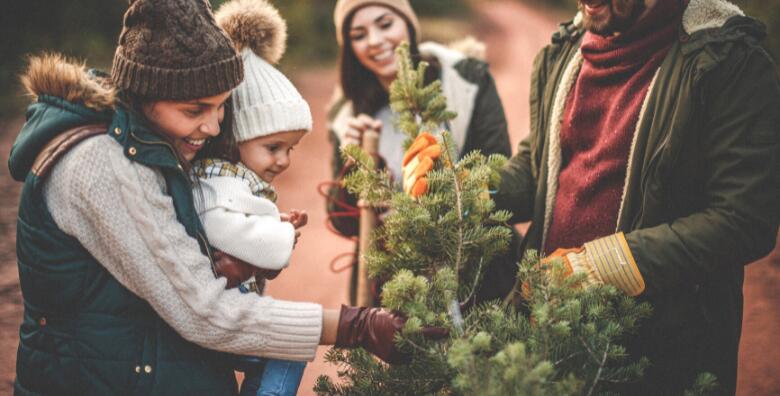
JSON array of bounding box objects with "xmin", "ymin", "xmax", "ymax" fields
[
  {"xmin": 10, "ymin": 1, "xmax": 442, "ymax": 394},
  {"xmin": 327, "ymin": 0, "xmax": 521, "ymax": 306}
]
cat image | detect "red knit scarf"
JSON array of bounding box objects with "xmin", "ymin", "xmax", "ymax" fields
[{"xmin": 545, "ymin": 0, "xmax": 682, "ymax": 253}]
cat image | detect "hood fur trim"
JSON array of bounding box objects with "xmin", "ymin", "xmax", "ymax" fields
[
  {"xmin": 21, "ymin": 53, "xmax": 115, "ymax": 112},
  {"xmin": 446, "ymin": 36, "xmax": 486, "ymax": 61},
  {"xmin": 683, "ymin": 0, "xmax": 744, "ymax": 34},
  {"xmin": 570, "ymin": 0, "xmax": 744, "ymax": 35}
]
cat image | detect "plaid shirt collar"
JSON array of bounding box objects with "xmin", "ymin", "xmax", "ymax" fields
[{"xmin": 192, "ymin": 158, "xmax": 277, "ymax": 202}]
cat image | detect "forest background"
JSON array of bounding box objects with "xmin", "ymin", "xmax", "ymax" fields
[
  {"xmin": 0, "ymin": 0, "xmax": 778, "ymax": 117},
  {"xmin": 0, "ymin": 1, "xmax": 778, "ymax": 395}
]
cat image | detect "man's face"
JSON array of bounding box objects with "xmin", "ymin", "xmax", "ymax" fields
[{"xmin": 579, "ymin": 0, "xmax": 647, "ymax": 35}]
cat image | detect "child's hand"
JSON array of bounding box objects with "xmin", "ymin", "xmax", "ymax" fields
[{"xmin": 282, "ymin": 209, "xmax": 308, "ymax": 229}]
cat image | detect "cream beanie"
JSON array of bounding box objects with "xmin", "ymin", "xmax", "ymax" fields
[
  {"xmin": 215, "ymin": 0, "xmax": 312, "ymax": 143},
  {"xmin": 334, "ymin": 0, "xmax": 421, "ymax": 46}
]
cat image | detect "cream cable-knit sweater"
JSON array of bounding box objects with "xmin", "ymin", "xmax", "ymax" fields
[{"xmin": 42, "ymin": 135, "xmax": 322, "ymax": 361}]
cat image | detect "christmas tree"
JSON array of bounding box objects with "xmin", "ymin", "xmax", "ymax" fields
[{"xmin": 314, "ymin": 43, "xmax": 656, "ymax": 396}]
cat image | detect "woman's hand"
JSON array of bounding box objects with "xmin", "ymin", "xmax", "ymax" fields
[
  {"xmin": 333, "ymin": 304, "xmax": 448, "ymax": 364},
  {"xmin": 340, "ymin": 114, "xmax": 382, "ymax": 149},
  {"xmin": 212, "ymin": 250, "xmax": 258, "ymax": 288}
]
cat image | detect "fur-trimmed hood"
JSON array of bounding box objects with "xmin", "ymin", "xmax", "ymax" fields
[
  {"xmin": 21, "ymin": 53, "xmax": 116, "ymax": 112},
  {"xmin": 10, "ymin": 54, "xmax": 116, "ymax": 181},
  {"xmin": 570, "ymin": 0, "xmax": 748, "ymax": 36}
]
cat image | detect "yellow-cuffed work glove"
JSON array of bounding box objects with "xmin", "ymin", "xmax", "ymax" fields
[
  {"xmin": 402, "ymin": 132, "xmax": 441, "ymax": 197},
  {"xmin": 525, "ymin": 233, "xmax": 646, "ymax": 298}
]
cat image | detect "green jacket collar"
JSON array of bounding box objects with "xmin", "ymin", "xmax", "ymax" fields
[
  {"xmin": 9, "ymin": 94, "xmax": 112, "ymax": 181},
  {"xmin": 109, "ymin": 106, "xmax": 183, "ymax": 172}
]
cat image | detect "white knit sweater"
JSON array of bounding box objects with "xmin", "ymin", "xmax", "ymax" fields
[
  {"xmin": 196, "ymin": 176, "xmax": 295, "ymax": 270},
  {"xmin": 42, "ymin": 135, "xmax": 322, "ymax": 361}
]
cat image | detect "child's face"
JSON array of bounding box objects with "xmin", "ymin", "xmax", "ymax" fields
[
  {"xmin": 142, "ymin": 91, "xmax": 231, "ymax": 162},
  {"xmin": 239, "ymin": 130, "xmax": 307, "ymax": 182}
]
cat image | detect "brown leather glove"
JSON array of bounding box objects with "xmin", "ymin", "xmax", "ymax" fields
[
  {"xmin": 212, "ymin": 250, "xmax": 258, "ymax": 288},
  {"xmin": 334, "ymin": 304, "xmax": 448, "ymax": 364}
]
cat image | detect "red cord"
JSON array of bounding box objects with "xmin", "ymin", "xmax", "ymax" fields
[{"xmin": 317, "ymin": 164, "xmax": 360, "ymax": 273}]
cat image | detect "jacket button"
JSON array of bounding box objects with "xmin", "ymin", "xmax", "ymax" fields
[
  {"xmin": 114, "ymin": 127, "xmax": 122, "ymax": 136},
  {"xmin": 134, "ymin": 365, "xmax": 141, "ymax": 374},
  {"xmin": 38, "ymin": 317, "xmax": 46, "ymax": 326},
  {"xmin": 128, "ymin": 147, "xmax": 137, "ymax": 156},
  {"xmin": 144, "ymin": 365, "xmax": 153, "ymax": 374}
]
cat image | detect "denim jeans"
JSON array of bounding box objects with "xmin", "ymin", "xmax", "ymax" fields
[
  {"xmin": 235, "ymin": 284, "xmax": 306, "ymax": 396},
  {"xmin": 238, "ymin": 358, "xmax": 306, "ymax": 396}
]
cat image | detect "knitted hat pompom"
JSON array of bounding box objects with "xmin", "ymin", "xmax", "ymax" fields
[{"xmin": 216, "ymin": 0, "xmax": 287, "ymax": 65}]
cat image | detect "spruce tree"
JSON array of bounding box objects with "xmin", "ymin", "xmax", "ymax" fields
[{"xmin": 314, "ymin": 43, "xmax": 654, "ymax": 396}]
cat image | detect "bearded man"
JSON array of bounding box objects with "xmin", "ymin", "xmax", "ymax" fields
[{"xmin": 496, "ymin": 0, "xmax": 780, "ymax": 393}]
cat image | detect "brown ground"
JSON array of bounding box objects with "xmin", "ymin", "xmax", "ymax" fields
[{"xmin": 0, "ymin": 1, "xmax": 777, "ymax": 395}]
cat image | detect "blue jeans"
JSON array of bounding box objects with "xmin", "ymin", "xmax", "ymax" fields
[
  {"xmin": 238, "ymin": 358, "xmax": 306, "ymax": 396},
  {"xmin": 235, "ymin": 284, "xmax": 306, "ymax": 396}
]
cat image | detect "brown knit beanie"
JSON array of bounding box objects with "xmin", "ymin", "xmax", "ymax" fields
[
  {"xmin": 112, "ymin": 0, "xmax": 243, "ymax": 100},
  {"xmin": 334, "ymin": 0, "xmax": 421, "ymax": 46}
]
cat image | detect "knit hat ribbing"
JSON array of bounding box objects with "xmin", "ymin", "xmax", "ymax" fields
[
  {"xmin": 333, "ymin": 0, "xmax": 421, "ymax": 46},
  {"xmin": 111, "ymin": 0, "xmax": 243, "ymax": 100},
  {"xmin": 216, "ymin": 0, "xmax": 312, "ymax": 142}
]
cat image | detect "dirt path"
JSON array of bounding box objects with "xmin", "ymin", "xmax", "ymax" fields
[
  {"xmin": 265, "ymin": 2, "xmax": 563, "ymax": 393},
  {"xmin": 0, "ymin": 118, "xmax": 24, "ymax": 394},
  {"xmin": 0, "ymin": 1, "xmax": 777, "ymax": 395}
]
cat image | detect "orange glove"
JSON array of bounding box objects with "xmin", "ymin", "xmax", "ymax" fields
[
  {"xmin": 402, "ymin": 133, "xmax": 441, "ymax": 197},
  {"xmin": 522, "ymin": 234, "xmax": 646, "ymax": 299},
  {"xmin": 521, "ymin": 247, "xmax": 583, "ymax": 298}
]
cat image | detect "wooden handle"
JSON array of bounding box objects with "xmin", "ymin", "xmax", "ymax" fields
[{"xmin": 356, "ymin": 130, "xmax": 380, "ymax": 307}]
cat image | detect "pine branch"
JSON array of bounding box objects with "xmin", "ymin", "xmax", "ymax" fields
[
  {"xmin": 440, "ymin": 135, "xmax": 465, "ymax": 287},
  {"xmin": 586, "ymin": 341, "xmax": 610, "ymax": 396}
]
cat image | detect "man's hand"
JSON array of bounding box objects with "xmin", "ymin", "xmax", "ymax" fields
[
  {"xmin": 521, "ymin": 247, "xmax": 582, "ymax": 299},
  {"xmin": 402, "ymin": 132, "xmax": 441, "ymax": 197},
  {"xmin": 523, "ymin": 234, "xmax": 646, "ymax": 298}
]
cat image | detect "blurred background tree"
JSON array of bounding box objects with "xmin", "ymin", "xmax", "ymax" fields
[
  {"xmin": 0, "ymin": 0, "xmax": 777, "ymax": 118},
  {"xmin": 0, "ymin": 0, "xmax": 470, "ymax": 118}
]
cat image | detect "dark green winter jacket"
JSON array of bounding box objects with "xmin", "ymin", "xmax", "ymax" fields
[
  {"xmin": 496, "ymin": 2, "xmax": 780, "ymax": 394},
  {"xmin": 9, "ymin": 69, "xmax": 237, "ymax": 395},
  {"xmin": 327, "ymin": 41, "xmax": 519, "ymax": 304}
]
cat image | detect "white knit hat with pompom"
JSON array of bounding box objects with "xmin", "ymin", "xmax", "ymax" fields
[{"xmin": 215, "ymin": 0, "xmax": 312, "ymax": 142}]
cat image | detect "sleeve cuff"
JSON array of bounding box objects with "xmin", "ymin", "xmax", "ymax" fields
[{"xmin": 583, "ymin": 233, "xmax": 645, "ymax": 296}]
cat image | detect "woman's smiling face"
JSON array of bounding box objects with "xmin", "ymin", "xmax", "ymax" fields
[
  {"xmin": 348, "ymin": 5, "xmax": 410, "ymax": 88},
  {"xmin": 142, "ymin": 91, "xmax": 231, "ymax": 162}
]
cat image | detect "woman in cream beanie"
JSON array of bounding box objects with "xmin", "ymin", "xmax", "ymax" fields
[{"xmin": 327, "ymin": 0, "xmax": 521, "ymax": 306}]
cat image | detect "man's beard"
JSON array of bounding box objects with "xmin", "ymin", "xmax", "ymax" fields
[{"xmin": 579, "ymin": 0, "xmax": 647, "ymax": 36}]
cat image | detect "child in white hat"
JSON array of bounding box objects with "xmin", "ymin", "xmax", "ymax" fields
[{"xmin": 193, "ymin": 1, "xmax": 313, "ymax": 394}]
